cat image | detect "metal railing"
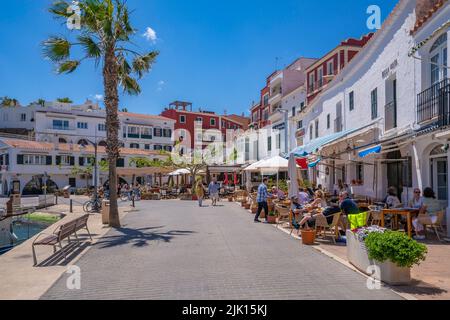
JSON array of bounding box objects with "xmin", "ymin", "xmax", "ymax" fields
[
  {"xmin": 385, "ymin": 100, "xmax": 397, "ymax": 131},
  {"xmin": 417, "ymin": 78, "xmax": 450, "ymax": 126}
]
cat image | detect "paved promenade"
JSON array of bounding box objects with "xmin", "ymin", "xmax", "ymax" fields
[{"xmin": 42, "ymin": 200, "xmax": 402, "ymax": 300}]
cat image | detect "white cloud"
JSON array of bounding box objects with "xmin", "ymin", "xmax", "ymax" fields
[
  {"xmin": 94, "ymin": 94, "xmax": 103, "ymax": 101},
  {"xmin": 157, "ymin": 80, "xmax": 165, "ymax": 91},
  {"xmin": 143, "ymin": 27, "xmax": 157, "ymax": 43}
]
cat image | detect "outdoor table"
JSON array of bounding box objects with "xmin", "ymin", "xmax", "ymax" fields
[{"xmin": 381, "ymin": 208, "xmax": 420, "ymax": 238}]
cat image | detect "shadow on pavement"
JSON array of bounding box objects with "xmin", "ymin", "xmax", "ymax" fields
[
  {"xmin": 95, "ymin": 226, "xmax": 196, "ymax": 249},
  {"xmin": 393, "ymin": 279, "xmax": 448, "ymax": 297},
  {"xmin": 37, "ymin": 241, "xmax": 92, "ymax": 267}
]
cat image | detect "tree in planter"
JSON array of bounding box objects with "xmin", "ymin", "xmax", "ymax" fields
[
  {"xmin": 70, "ymin": 156, "xmax": 95, "ymax": 189},
  {"xmin": 365, "ymin": 231, "xmax": 427, "ymax": 268},
  {"xmin": 43, "ymin": 0, "xmax": 159, "ymax": 227}
]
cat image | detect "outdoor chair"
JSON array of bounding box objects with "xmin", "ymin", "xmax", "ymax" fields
[
  {"xmin": 422, "ymin": 210, "xmax": 446, "ymax": 241},
  {"xmin": 315, "ymin": 212, "xmax": 341, "ymax": 244},
  {"xmin": 160, "ymin": 189, "xmax": 168, "ymax": 199},
  {"xmin": 275, "ymin": 203, "xmax": 291, "ymax": 228},
  {"xmin": 369, "ymin": 210, "xmax": 383, "ymax": 227}
]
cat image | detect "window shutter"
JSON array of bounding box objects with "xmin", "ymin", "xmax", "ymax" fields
[
  {"xmin": 56, "ymin": 156, "xmax": 61, "ymax": 165},
  {"xmin": 6, "ymin": 154, "xmax": 9, "ymax": 166},
  {"xmin": 79, "ymin": 157, "xmax": 84, "ymax": 166},
  {"xmin": 17, "ymin": 155, "xmax": 24, "ymax": 165},
  {"xmin": 70, "ymin": 157, "xmax": 75, "ymax": 166},
  {"xmin": 46, "ymin": 156, "xmax": 52, "ymax": 165},
  {"xmin": 117, "ymin": 158, "xmax": 125, "ymax": 167}
]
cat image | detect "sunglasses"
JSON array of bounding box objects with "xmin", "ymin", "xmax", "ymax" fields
[{"xmin": 414, "ymin": 191, "xmax": 421, "ymax": 194}]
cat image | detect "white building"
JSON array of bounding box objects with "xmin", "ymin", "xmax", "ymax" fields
[
  {"xmin": 0, "ymin": 138, "xmax": 169, "ymax": 195},
  {"xmin": 292, "ymin": 0, "xmax": 450, "ymax": 217}
]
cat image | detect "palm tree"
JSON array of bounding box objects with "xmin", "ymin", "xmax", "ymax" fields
[
  {"xmin": 0, "ymin": 96, "xmax": 19, "ymax": 107},
  {"xmin": 31, "ymin": 99, "xmax": 46, "ymax": 107},
  {"xmin": 56, "ymin": 97, "xmax": 73, "ymax": 103},
  {"xmin": 43, "ymin": 0, "xmax": 159, "ymax": 227}
]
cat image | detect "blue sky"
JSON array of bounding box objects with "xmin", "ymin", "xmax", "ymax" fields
[{"xmin": 0, "ymin": 0, "xmax": 398, "ymax": 116}]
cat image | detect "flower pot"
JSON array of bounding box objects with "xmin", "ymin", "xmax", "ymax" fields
[
  {"xmin": 251, "ymin": 207, "xmax": 258, "ymax": 214},
  {"xmin": 228, "ymin": 197, "xmax": 233, "ymax": 202},
  {"xmin": 192, "ymin": 195, "xmax": 198, "ymax": 201},
  {"xmin": 301, "ymin": 229, "xmax": 316, "ymax": 245},
  {"xmin": 241, "ymin": 201, "xmax": 247, "ymax": 207},
  {"xmin": 346, "ymin": 231, "xmax": 411, "ymax": 285},
  {"xmin": 244, "ymin": 203, "xmax": 251, "ymax": 210},
  {"xmin": 267, "ymin": 215, "xmax": 277, "ymax": 224}
]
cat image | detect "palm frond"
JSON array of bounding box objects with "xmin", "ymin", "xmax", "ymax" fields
[
  {"xmin": 118, "ymin": 55, "xmax": 132, "ymax": 75},
  {"xmin": 49, "ymin": 0, "xmax": 71, "ymax": 18},
  {"xmin": 132, "ymin": 51, "xmax": 159, "ymax": 78},
  {"xmin": 43, "ymin": 37, "xmax": 71, "ymax": 62},
  {"xmin": 57, "ymin": 60, "xmax": 80, "ymax": 74},
  {"xmin": 78, "ymin": 35, "xmax": 102, "ymax": 61},
  {"xmin": 119, "ymin": 74, "xmax": 141, "ymax": 95}
]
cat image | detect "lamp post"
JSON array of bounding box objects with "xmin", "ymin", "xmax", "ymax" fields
[{"xmin": 80, "ymin": 139, "xmax": 100, "ymax": 213}]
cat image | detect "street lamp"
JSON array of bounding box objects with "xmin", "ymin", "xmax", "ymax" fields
[{"xmin": 80, "ymin": 139, "xmax": 100, "ymax": 213}]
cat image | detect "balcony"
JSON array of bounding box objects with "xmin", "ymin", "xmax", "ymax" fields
[
  {"xmin": 385, "ymin": 100, "xmax": 397, "ymax": 131},
  {"xmin": 127, "ymin": 133, "xmax": 140, "ymax": 139},
  {"xmin": 141, "ymin": 134, "xmax": 153, "ymax": 140},
  {"xmin": 417, "ymin": 78, "xmax": 450, "ymax": 127},
  {"xmin": 269, "ymin": 87, "xmax": 282, "ymax": 104}
]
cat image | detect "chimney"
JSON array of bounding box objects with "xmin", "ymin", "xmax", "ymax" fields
[{"xmin": 416, "ymin": 0, "xmax": 442, "ymax": 22}]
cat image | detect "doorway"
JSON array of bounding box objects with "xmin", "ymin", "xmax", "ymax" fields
[{"xmin": 431, "ymin": 157, "xmax": 448, "ymax": 201}]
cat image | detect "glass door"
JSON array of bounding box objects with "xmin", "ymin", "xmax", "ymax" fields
[{"xmin": 434, "ymin": 158, "xmax": 448, "ymax": 200}]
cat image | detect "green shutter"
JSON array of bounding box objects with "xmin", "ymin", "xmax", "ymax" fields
[
  {"xmin": 70, "ymin": 157, "xmax": 75, "ymax": 166},
  {"xmin": 46, "ymin": 156, "xmax": 52, "ymax": 165},
  {"xmin": 79, "ymin": 157, "xmax": 84, "ymax": 166},
  {"xmin": 17, "ymin": 155, "xmax": 24, "ymax": 165}
]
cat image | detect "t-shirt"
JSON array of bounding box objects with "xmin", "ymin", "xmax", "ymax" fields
[
  {"xmin": 340, "ymin": 198, "xmax": 359, "ymax": 216},
  {"xmin": 423, "ymin": 197, "xmax": 442, "ymax": 216},
  {"xmin": 386, "ymin": 195, "xmax": 401, "ymax": 208},
  {"xmin": 409, "ymin": 197, "xmax": 424, "ymax": 209},
  {"xmin": 298, "ymin": 192, "xmax": 310, "ymax": 205}
]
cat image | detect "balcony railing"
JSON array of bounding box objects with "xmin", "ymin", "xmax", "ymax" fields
[
  {"xmin": 385, "ymin": 100, "xmax": 397, "ymax": 131},
  {"xmin": 417, "ymin": 78, "xmax": 450, "ymax": 126}
]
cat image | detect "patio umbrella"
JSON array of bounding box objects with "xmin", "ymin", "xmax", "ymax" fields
[
  {"xmin": 233, "ymin": 172, "xmax": 238, "ymax": 185},
  {"xmin": 288, "ymin": 153, "xmax": 299, "ymax": 199}
]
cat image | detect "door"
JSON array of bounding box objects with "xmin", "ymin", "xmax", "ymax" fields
[
  {"xmin": 433, "ymin": 158, "xmax": 448, "ymax": 201},
  {"xmin": 386, "ymin": 151, "xmax": 403, "ymax": 199}
]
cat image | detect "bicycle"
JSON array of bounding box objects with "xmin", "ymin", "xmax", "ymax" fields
[{"xmin": 83, "ymin": 197, "xmax": 102, "ymax": 213}]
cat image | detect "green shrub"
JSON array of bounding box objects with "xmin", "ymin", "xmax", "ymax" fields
[{"xmin": 364, "ymin": 231, "xmax": 427, "ymax": 268}]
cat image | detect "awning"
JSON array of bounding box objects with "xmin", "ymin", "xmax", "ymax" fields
[
  {"xmin": 358, "ymin": 145, "xmax": 382, "ymax": 158},
  {"xmin": 168, "ymin": 168, "xmax": 191, "ymax": 176},
  {"xmin": 290, "ymin": 127, "xmax": 363, "ymax": 157},
  {"xmin": 308, "ymin": 158, "xmax": 322, "ymax": 168}
]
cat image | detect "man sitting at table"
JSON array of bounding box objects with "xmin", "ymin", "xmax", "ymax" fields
[
  {"xmin": 272, "ymin": 186, "xmax": 286, "ymax": 200},
  {"xmin": 298, "ymin": 188, "xmax": 310, "ymax": 205},
  {"xmin": 339, "ymin": 191, "xmax": 359, "ymax": 216}
]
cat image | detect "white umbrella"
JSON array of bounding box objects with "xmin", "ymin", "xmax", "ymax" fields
[
  {"xmin": 288, "ymin": 153, "xmax": 299, "ymax": 199},
  {"xmin": 168, "ymin": 168, "xmax": 190, "ymax": 176},
  {"xmin": 258, "ymin": 156, "xmax": 289, "ymax": 170}
]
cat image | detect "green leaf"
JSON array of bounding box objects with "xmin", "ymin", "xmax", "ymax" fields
[
  {"xmin": 132, "ymin": 51, "xmax": 158, "ymax": 79},
  {"xmin": 78, "ymin": 35, "xmax": 102, "ymax": 60},
  {"xmin": 57, "ymin": 60, "xmax": 80, "ymax": 74},
  {"xmin": 43, "ymin": 37, "xmax": 71, "ymax": 62},
  {"xmin": 49, "ymin": 1, "xmax": 71, "ymax": 18},
  {"xmin": 119, "ymin": 74, "xmax": 141, "ymax": 95}
]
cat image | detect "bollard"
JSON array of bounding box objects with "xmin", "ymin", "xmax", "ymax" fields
[
  {"xmin": 55, "ymin": 194, "xmax": 58, "ymax": 205},
  {"xmin": 132, "ymin": 195, "xmax": 135, "ymax": 208},
  {"xmin": 70, "ymin": 199, "xmax": 73, "ymax": 213}
]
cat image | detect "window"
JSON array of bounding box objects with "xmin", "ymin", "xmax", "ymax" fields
[
  {"xmin": 315, "ymin": 119, "xmax": 319, "ymax": 138},
  {"xmin": 430, "ymin": 33, "xmax": 448, "ymax": 83},
  {"xmin": 300, "ymin": 102, "xmax": 305, "ymax": 111},
  {"xmin": 297, "ymin": 120, "xmax": 303, "ymax": 129},
  {"xmin": 128, "ymin": 126, "xmax": 139, "ymax": 137},
  {"xmin": 221, "ymin": 120, "xmax": 225, "ymax": 127},
  {"xmin": 56, "ymin": 155, "xmax": 75, "ymax": 166},
  {"xmin": 292, "ymin": 107, "xmax": 296, "ymax": 117},
  {"xmin": 17, "ymin": 155, "xmax": 51, "ymax": 165},
  {"xmin": 98, "ymin": 123, "xmax": 106, "ymax": 131},
  {"xmin": 145, "ymin": 144, "xmax": 151, "ymax": 150},
  {"xmin": 164, "ymin": 146, "xmax": 172, "ymax": 152},
  {"xmin": 327, "ymin": 60, "xmax": 334, "ymax": 75},
  {"xmin": 141, "ymin": 127, "xmax": 152, "ymax": 139},
  {"xmin": 309, "ymin": 125, "xmax": 313, "ymax": 140},
  {"xmin": 130, "ymin": 143, "xmax": 140, "ymax": 149},
  {"xmin": 180, "ymin": 115, "xmax": 186, "ymax": 123},
  {"xmin": 20, "ymin": 113, "xmax": 26, "ymax": 122},
  {"xmin": 268, "ymin": 137, "xmax": 272, "ymax": 152},
  {"xmin": 318, "ymin": 68, "xmax": 323, "ymax": 87},
  {"xmin": 154, "ymin": 145, "xmax": 163, "ymax": 151},
  {"xmin": 210, "ymin": 118, "xmax": 216, "ymax": 126},
  {"xmin": 371, "ymin": 88, "xmax": 378, "ymax": 120},
  {"xmin": 53, "ymin": 119, "xmax": 69, "ymax": 130},
  {"xmin": 309, "ymin": 73, "xmax": 315, "ymax": 91},
  {"xmin": 263, "ymin": 108, "xmax": 269, "ymax": 121},
  {"xmin": 327, "ymin": 114, "xmax": 330, "ymax": 129},
  {"xmin": 154, "ymin": 127, "xmax": 162, "ymax": 137},
  {"xmin": 245, "ymin": 138, "xmax": 250, "ymax": 161},
  {"xmin": 349, "ymin": 91, "xmax": 354, "ymax": 111},
  {"xmin": 77, "ymin": 122, "xmax": 88, "ymax": 129},
  {"xmin": 163, "ymin": 129, "xmax": 172, "ymax": 138},
  {"xmin": 276, "ymin": 134, "xmax": 281, "ymax": 149},
  {"xmin": 263, "ymin": 94, "xmax": 269, "ymax": 106},
  {"xmin": 116, "ymin": 158, "xmax": 125, "ymax": 168},
  {"xmin": 356, "ymin": 163, "xmax": 364, "ymax": 182},
  {"xmin": 196, "ymin": 117, "xmax": 203, "ymax": 123}
]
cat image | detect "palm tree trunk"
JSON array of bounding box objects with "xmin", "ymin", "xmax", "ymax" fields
[{"xmin": 103, "ymin": 44, "xmax": 121, "ymax": 228}]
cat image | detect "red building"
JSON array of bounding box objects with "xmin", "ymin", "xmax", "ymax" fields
[
  {"xmin": 160, "ymin": 101, "xmax": 247, "ymax": 149},
  {"xmin": 306, "ymin": 33, "xmax": 374, "ymax": 104}
]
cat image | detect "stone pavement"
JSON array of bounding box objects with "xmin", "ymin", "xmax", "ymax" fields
[
  {"xmin": 0, "ymin": 196, "xmax": 130, "ymax": 300},
  {"xmin": 42, "ymin": 200, "xmax": 402, "ymax": 300}
]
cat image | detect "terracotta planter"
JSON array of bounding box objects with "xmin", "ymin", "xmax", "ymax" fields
[
  {"xmin": 267, "ymin": 215, "xmax": 277, "ymax": 224},
  {"xmin": 244, "ymin": 203, "xmax": 251, "ymax": 210},
  {"xmin": 192, "ymin": 195, "xmax": 198, "ymax": 201},
  {"xmin": 251, "ymin": 207, "xmax": 258, "ymax": 214},
  {"xmin": 241, "ymin": 201, "xmax": 247, "ymax": 207},
  {"xmin": 301, "ymin": 229, "xmax": 316, "ymax": 245},
  {"xmin": 228, "ymin": 197, "xmax": 233, "ymax": 202}
]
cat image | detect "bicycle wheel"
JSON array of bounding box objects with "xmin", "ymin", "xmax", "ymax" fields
[
  {"xmin": 83, "ymin": 201, "xmax": 93, "ymax": 213},
  {"xmin": 120, "ymin": 193, "xmax": 128, "ymax": 201}
]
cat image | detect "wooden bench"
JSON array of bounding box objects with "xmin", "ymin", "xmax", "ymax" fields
[{"xmin": 32, "ymin": 214, "xmax": 92, "ymax": 266}]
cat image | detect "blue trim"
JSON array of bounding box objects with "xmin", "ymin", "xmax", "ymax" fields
[{"xmin": 358, "ymin": 145, "xmax": 382, "ymax": 158}]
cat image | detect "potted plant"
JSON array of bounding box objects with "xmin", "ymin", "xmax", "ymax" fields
[
  {"xmin": 347, "ymin": 227, "xmax": 427, "ymax": 285},
  {"xmin": 301, "ymin": 228, "xmax": 316, "ymax": 245},
  {"xmin": 244, "ymin": 202, "xmax": 251, "ymax": 210},
  {"xmin": 266, "ymin": 211, "xmax": 277, "ymax": 224}
]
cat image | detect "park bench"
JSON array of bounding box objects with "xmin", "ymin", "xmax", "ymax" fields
[{"xmin": 32, "ymin": 214, "xmax": 92, "ymax": 266}]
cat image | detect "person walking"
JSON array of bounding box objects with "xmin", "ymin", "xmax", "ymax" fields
[
  {"xmin": 255, "ymin": 178, "xmax": 271, "ymax": 223},
  {"xmin": 195, "ymin": 179, "xmax": 205, "ymax": 207},
  {"xmin": 208, "ymin": 178, "xmax": 220, "ymax": 207}
]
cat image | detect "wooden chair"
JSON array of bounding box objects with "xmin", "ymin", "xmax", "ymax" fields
[
  {"xmin": 315, "ymin": 212, "xmax": 341, "ymax": 244},
  {"xmin": 369, "ymin": 210, "xmax": 383, "ymax": 226},
  {"xmin": 423, "ymin": 210, "xmax": 446, "ymax": 241},
  {"xmin": 275, "ymin": 203, "xmax": 291, "ymax": 229}
]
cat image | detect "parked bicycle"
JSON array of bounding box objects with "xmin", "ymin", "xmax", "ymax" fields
[{"xmin": 83, "ymin": 197, "xmax": 102, "ymax": 213}]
